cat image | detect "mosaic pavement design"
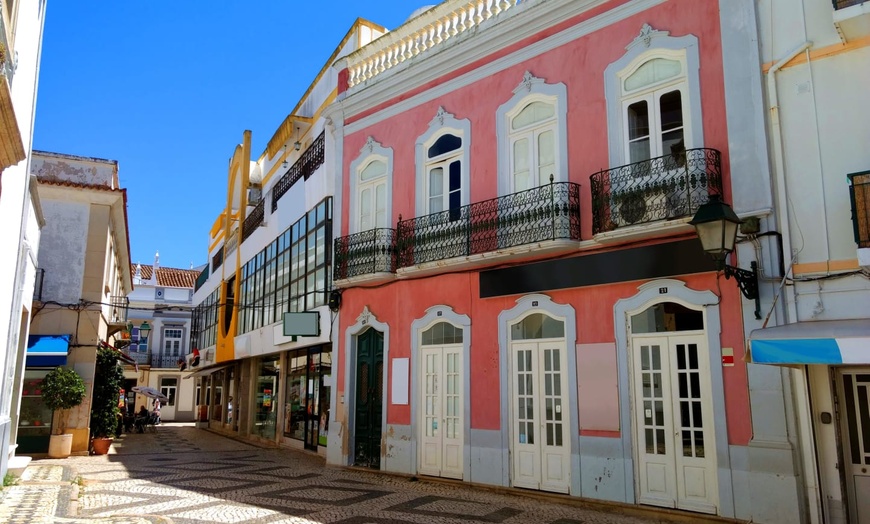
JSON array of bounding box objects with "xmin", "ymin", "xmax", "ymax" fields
[{"xmin": 4, "ymin": 425, "xmax": 702, "ymax": 524}]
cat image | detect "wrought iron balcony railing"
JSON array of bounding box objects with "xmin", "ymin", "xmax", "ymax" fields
[
  {"xmin": 241, "ymin": 199, "xmax": 265, "ymax": 243},
  {"xmin": 109, "ymin": 295, "xmax": 129, "ymax": 323},
  {"xmin": 194, "ymin": 265, "xmax": 209, "ymax": 292},
  {"xmin": 272, "ymin": 132, "xmax": 325, "ymax": 213},
  {"xmin": 396, "ymin": 181, "xmax": 581, "ymax": 268},
  {"xmin": 212, "ymin": 247, "xmax": 224, "ymax": 272},
  {"xmin": 833, "ymin": 0, "xmax": 864, "ymax": 9},
  {"xmin": 849, "ymin": 170, "xmax": 870, "ymax": 248},
  {"xmin": 151, "ymin": 354, "xmax": 184, "ymax": 369},
  {"xmin": 333, "ymin": 228, "xmax": 397, "ymax": 280},
  {"xmin": 590, "ymin": 148, "xmax": 723, "ymax": 234}
]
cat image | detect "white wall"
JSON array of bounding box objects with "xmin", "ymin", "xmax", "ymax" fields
[{"xmin": 37, "ymin": 200, "xmax": 89, "ymax": 304}]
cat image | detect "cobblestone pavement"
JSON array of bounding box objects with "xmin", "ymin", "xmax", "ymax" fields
[{"xmin": 3, "ymin": 424, "xmax": 724, "ymax": 524}]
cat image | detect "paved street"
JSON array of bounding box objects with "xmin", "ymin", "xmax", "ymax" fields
[{"xmin": 3, "ymin": 424, "xmax": 723, "ymax": 524}]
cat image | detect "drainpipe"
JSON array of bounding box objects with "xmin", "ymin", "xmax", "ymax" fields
[{"xmin": 766, "ymin": 40, "xmax": 812, "ymax": 326}]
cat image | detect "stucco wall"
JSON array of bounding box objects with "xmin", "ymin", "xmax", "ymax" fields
[{"xmin": 38, "ymin": 200, "xmax": 89, "ymax": 304}]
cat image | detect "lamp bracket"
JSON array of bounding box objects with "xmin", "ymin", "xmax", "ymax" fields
[{"xmin": 723, "ymin": 260, "xmax": 760, "ymax": 319}]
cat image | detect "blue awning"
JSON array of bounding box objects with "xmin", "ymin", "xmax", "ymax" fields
[
  {"xmin": 26, "ymin": 334, "xmax": 71, "ymax": 367},
  {"xmin": 748, "ymin": 320, "xmax": 870, "ymax": 365}
]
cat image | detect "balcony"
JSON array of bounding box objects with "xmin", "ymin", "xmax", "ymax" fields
[
  {"xmin": 241, "ymin": 198, "xmax": 265, "ymax": 243},
  {"xmin": 832, "ymin": 0, "xmax": 870, "ymax": 42},
  {"xmin": 107, "ymin": 295, "xmax": 129, "ymax": 337},
  {"xmin": 333, "ymin": 228, "xmax": 397, "ymax": 284},
  {"xmin": 849, "ymin": 171, "xmax": 870, "ymax": 268},
  {"xmin": 397, "ymin": 181, "xmax": 581, "ymax": 270},
  {"xmin": 151, "ymin": 354, "xmax": 183, "ymax": 369},
  {"xmin": 590, "ymin": 148, "xmax": 722, "ymax": 236},
  {"xmin": 271, "ymin": 132, "xmax": 325, "ymax": 213},
  {"xmin": 212, "ymin": 247, "xmax": 224, "ymax": 272},
  {"xmin": 194, "ymin": 265, "xmax": 209, "ymax": 292}
]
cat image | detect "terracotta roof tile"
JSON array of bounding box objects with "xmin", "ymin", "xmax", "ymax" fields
[{"xmin": 132, "ymin": 265, "xmax": 200, "ymax": 289}]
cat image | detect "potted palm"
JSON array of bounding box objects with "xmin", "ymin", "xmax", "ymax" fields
[
  {"xmin": 90, "ymin": 346, "xmax": 125, "ymax": 455},
  {"xmin": 41, "ymin": 366, "xmax": 87, "ymax": 458}
]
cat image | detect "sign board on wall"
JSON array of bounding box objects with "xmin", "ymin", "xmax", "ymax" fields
[{"xmin": 283, "ymin": 312, "xmax": 320, "ymax": 337}]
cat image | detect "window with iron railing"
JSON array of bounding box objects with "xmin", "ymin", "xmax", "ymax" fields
[
  {"xmin": 242, "ymin": 198, "xmax": 265, "ymax": 243},
  {"xmin": 212, "ymin": 247, "xmax": 224, "ymax": 272},
  {"xmin": 849, "ymin": 171, "xmax": 870, "ymax": 248},
  {"xmin": 194, "ymin": 265, "xmax": 209, "ymax": 292}
]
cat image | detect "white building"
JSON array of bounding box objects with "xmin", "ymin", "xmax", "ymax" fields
[
  {"xmin": 0, "ymin": 0, "xmax": 47, "ymax": 477},
  {"xmin": 746, "ymin": 1, "xmax": 870, "ymax": 523},
  {"xmin": 124, "ymin": 255, "xmax": 201, "ymax": 421}
]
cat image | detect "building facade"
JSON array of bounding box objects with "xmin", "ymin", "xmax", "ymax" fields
[
  {"xmin": 746, "ymin": 2, "xmax": 870, "ymax": 523},
  {"xmin": 0, "ymin": 0, "xmax": 47, "ymax": 477},
  {"xmin": 123, "ymin": 256, "xmax": 201, "ymax": 421},
  {"xmin": 326, "ymin": 1, "xmax": 802, "ymax": 522},
  {"xmin": 23, "ymin": 151, "xmax": 133, "ymax": 455},
  {"xmin": 189, "ymin": 19, "xmax": 388, "ymax": 453}
]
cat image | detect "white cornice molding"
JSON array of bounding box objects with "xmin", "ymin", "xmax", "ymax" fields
[{"xmin": 343, "ymin": 0, "xmax": 666, "ymax": 134}]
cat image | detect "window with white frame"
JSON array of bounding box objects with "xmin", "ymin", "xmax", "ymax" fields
[
  {"xmin": 163, "ymin": 328, "xmax": 183, "ymax": 357},
  {"xmin": 621, "ymin": 55, "xmax": 688, "ymax": 164},
  {"xmin": 425, "ymin": 134, "xmax": 463, "ymax": 218},
  {"xmin": 358, "ymin": 158, "xmax": 387, "ymax": 231},
  {"xmin": 509, "ymin": 100, "xmax": 557, "ymax": 192},
  {"xmin": 350, "ymin": 137, "xmax": 393, "ymax": 234},
  {"xmin": 496, "ymin": 73, "xmax": 568, "ymax": 197}
]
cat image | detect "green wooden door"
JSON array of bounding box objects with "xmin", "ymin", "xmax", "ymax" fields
[{"xmin": 354, "ymin": 328, "xmax": 384, "ymax": 468}]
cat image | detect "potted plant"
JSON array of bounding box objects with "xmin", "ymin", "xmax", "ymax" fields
[
  {"xmin": 41, "ymin": 366, "xmax": 87, "ymax": 458},
  {"xmin": 89, "ymin": 346, "xmax": 125, "ymax": 455}
]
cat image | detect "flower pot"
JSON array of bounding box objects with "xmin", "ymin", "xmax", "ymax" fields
[
  {"xmin": 91, "ymin": 437, "xmax": 112, "ymax": 455},
  {"xmin": 48, "ymin": 433, "xmax": 73, "ymax": 458}
]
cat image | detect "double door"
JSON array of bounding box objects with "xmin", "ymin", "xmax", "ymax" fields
[
  {"xmin": 419, "ymin": 345, "xmax": 463, "ymax": 479},
  {"xmin": 511, "ymin": 340, "xmax": 570, "ymax": 493},
  {"xmin": 631, "ymin": 335, "xmax": 717, "ymax": 514}
]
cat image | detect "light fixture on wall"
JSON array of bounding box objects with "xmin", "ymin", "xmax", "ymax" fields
[
  {"xmin": 282, "ymin": 145, "xmax": 288, "ymax": 168},
  {"xmin": 139, "ymin": 321, "xmax": 152, "ymax": 342},
  {"xmin": 294, "ymin": 126, "xmax": 302, "ymax": 151},
  {"xmin": 689, "ymin": 194, "xmax": 760, "ymax": 319}
]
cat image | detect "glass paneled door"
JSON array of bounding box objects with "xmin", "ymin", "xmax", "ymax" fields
[
  {"xmin": 418, "ymin": 320, "xmax": 463, "ymax": 479},
  {"xmin": 511, "ymin": 340, "xmax": 570, "ymax": 493},
  {"xmin": 839, "ymin": 370, "xmax": 870, "ymax": 524},
  {"xmin": 631, "ymin": 335, "xmax": 717, "ymax": 514}
]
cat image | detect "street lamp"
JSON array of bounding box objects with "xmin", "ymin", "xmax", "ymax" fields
[
  {"xmin": 689, "ymin": 194, "xmax": 760, "ymax": 319},
  {"xmin": 139, "ymin": 321, "xmax": 152, "ymax": 342}
]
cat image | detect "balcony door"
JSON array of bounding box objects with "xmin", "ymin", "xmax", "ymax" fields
[{"xmin": 839, "ymin": 370, "xmax": 870, "ymax": 524}]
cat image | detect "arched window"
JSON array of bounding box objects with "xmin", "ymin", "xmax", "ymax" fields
[
  {"xmin": 421, "ymin": 321, "xmax": 464, "ymax": 345},
  {"xmin": 630, "ymin": 301, "xmax": 704, "ymax": 333},
  {"xmin": 425, "ymin": 133, "xmax": 463, "ymax": 219},
  {"xmin": 510, "ymin": 312, "xmax": 565, "ymax": 340},
  {"xmin": 509, "ymin": 100, "xmax": 557, "ymax": 192},
  {"xmin": 357, "ymin": 158, "xmax": 387, "ymax": 232}
]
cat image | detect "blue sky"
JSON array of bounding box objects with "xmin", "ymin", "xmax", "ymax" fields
[{"xmin": 34, "ymin": 1, "xmax": 421, "ymax": 270}]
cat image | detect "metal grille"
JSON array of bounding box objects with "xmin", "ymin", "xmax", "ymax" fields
[
  {"xmin": 271, "ymin": 132, "xmax": 326, "ymax": 212},
  {"xmin": 212, "ymin": 247, "xmax": 224, "ymax": 272},
  {"xmin": 849, "ymin": 171, "xmax": 870, "ymax": 248},
  {"xmin": 241, "ymin": 199, "xmax": 265, "ymax": 243},
  {"xmin": 590, "ymin": 148, "xmax": 722, "ymax": 234},
  {"xmin": 333, "ymin": 228, "xmax": 396, "ymax": 280},
  {"xmin": 396, "ymin": 181, "xmax": 581, "ymax": 268}
]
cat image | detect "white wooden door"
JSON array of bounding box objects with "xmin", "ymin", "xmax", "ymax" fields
[
  {"xmin": 841, "ymin": 370, "xmax": 870, "ymax": 524},
  {"xmin": 632, "ymin": 335, "xmax": 717, "ymax": 513},
  {"xmin": 511, "ymin": 340, "xmax": 570, "ymax": 493},
  {"xmin": 419, "ymin": 345, "xmax": 463, "ymax": 479}
]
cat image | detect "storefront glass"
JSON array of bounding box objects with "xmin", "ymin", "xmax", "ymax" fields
[
  {"xmin": 283, "ymin": 346, "xmax": 331, "ymax": 449},
  {"xmin": 255, "ymin": 357, "xmax": 280, "ymax": 439},
  {"xmin": 16, "ymin": 370, "xmax": 54, "ymax": 453},
  {"xmin": 210, "ymin": 370, "xmax": 224, "ymax": 422}
]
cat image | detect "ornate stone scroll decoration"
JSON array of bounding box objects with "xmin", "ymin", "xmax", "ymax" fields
[
  {"xmin": 430, "ymin": 106, "xmax": 454, "ymax": 127},
  {"xmin": 514, "ymin": 71, "xmax": 545, "ymax": 95},
  {"xmin": 627, "ymin": 23, "xmax": 671, "ymax": 51}
]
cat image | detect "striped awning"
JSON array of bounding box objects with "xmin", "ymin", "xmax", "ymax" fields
[
  {"xmin": 26, "ymin": 335, "xmax": 71, "ymax": 367},
  {"xmin": 748, "ymin": 319, "xmax": 870, "ymax": 365}
]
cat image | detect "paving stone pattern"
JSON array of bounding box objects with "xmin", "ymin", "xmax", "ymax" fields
[{"xmin": 4, "ymin": 424, "xmax": 711, "ymax": 524}]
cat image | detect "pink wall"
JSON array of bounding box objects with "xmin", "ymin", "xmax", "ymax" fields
[
  {"xmin": 336, "ymin": 0, "xmax": 752, "ymax": 448},
  {"xmin": 337, "ymin": 269, "xmax": 752, "ymax": 446}
]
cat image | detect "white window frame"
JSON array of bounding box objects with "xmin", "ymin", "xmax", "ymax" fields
[
  {"xmin": 496, "ymin": 72, "xmax": 568, "ymax": 197},
  {"xmin": 415, "ymin": 108, "xmax": 471, "ymax": 217},
  {"xmin": 349, "ymin": 137, "xmax": 394, "ymax": 234},
  {"xmin": 604, "ymin": 25, "xmax": 703, "ymax": 167},
  {"xmin": 163, "ymin": 327, "xmax": 183, "ymax": 357}
]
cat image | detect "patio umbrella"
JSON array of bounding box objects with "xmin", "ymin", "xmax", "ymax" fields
[{"xmin": 131, "ymin": 386, "xmax": 169, "ymax": 402}]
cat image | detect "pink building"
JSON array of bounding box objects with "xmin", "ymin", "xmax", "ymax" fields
[{"xmin": 326, "ymin": 1, "xmax": 796, "ymax": 522}]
